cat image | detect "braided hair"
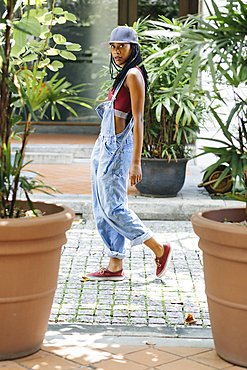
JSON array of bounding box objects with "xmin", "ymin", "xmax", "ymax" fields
[{"xmin": 109, "ymin": 43, "xmax": 148, "ymax": 94}]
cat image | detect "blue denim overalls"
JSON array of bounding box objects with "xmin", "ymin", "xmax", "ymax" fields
[{"xmin": 91, "ymin": 71, "xmax": 153, "ymax": 259}]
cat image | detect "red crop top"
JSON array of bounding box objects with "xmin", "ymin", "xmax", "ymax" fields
[{"xmin": 108, "ymin": 67, "xmax": 144, "ymax": 118}]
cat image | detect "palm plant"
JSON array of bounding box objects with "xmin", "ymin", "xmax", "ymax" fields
[
  {"xmin": 0, "ymin": 0, "xmax": 92, "ymax": 218},
  {"xmin": 135, "ymin": 16, "xmax": 210, "ymax": 160},
  {"xmin": 146, "ymin": 0, "xmax": 247, "ymax": 199}
]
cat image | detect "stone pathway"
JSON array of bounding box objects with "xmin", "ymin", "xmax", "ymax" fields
[{"xmin": 50, "ymin": 220, "xmax": 210, "ymax": 328}]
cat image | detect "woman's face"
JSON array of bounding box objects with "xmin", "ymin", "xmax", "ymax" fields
[{"xmin": 111, "ymin": 43, "xmax": 132, "ymax": 67}]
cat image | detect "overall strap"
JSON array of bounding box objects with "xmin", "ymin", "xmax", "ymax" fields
[
  {"xmin": 111, "ymin": 71, "xmax": 129, "ymax": 102},
  {"xmin": 102, "ymin": 117, "xmax": 134, "ymax": 176}
]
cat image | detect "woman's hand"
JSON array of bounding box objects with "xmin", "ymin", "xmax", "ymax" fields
[{"xmin": 129, "ymin": 162, "xmax": 142, "ymax": 186}]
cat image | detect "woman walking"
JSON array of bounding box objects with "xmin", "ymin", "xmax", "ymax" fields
[{"xmin": 87, "ymin": 26, "xmax": 173, "ymax": 281}]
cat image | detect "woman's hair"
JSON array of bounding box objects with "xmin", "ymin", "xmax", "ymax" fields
[{"xmin": 109, "ymin": 43, "xmax": 148, "ymax": 94}]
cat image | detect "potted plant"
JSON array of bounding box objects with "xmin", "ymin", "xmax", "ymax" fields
[
  {"xmin": 135, "ymin": 17, "xmax": 209, "ymax": 196},
  {"xmin": 0, "ymin": 0, "xmax": 91, "ymax": 360},
  {"xmin": 157, "ymin": 0, "xmax": 247, "ymax": 366}
]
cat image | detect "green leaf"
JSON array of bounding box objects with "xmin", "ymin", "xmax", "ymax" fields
[
  {"xmin": 175, "ymin": 105, "xmax": 183, "ymax": 124},
  {"xmin": 28, "ymin": 39, "xmax": 40, "ymax": 47},
  {"xmin": 46, "ymin": 48, "xmax": 59, "ymax": 56},
  {"xmin": 155, "ymin": 103, "xmax": 162, "ymax": 122},
  {"xmin": 64, "ymin": 13, "xmax": 77, "ymax": 22},
  {"xmin": 57, "ymin": 17, "xmax": 66, "ymax": 24},
  {"xmin": 225, "ymin": 193, "xmax": 247, "ymax": 203},
  {"xmin": 47, "ymin": 60, "xmax": 64, "ymax": 71},
  {"xmin": 10, "ymin": 43, "xmax": 25, "ymax": 57},
  {"xmin": 44, "ymin": 13, "xmax": 53, "ymax": 22},
  {"xmin": 240, "ymin": 65, "xmax": 247, "ymax": 81},
  {"xmin": 29, "ymin": 8, "xmax": 47, "ymax": 21},
  {"xmin": 38, "ymin": 58, "xmax": 50, "ymax": 68},
  {"xmin": 210, "ymin": 108, "xmax": 233, "ymax": 144},
  {"xmin": 22, "ymin": 54, "xmax": 37, "ymax": 62},
  {"xmin": 18, "ymin": 16, "xmax": 41, "ymax": 37},
  {"xmin": 53, "ymin": 34, "xmax": 67, "ymax": 45},
  {"xmin": 60, "ymin": 50, "xmax": 76, "ymax": 60},
  {"xmin": 54, "ymin": 7, "xmax": 64, "ymax": 14},
  {"xmin": 65, "ymin": 43, "xmax": 82, "ymax": 51}
]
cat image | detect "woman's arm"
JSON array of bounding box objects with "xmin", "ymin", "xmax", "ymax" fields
[{"xmin": 125, "ymin": 68, "xmax": 145, "ymax": 186}]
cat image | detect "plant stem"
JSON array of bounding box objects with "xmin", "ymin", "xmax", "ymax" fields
[
  {"xmin": 9, "ymin": 113, "xmax": 31, "ymax": 218},
  {"xmin": 0, "ymin": 0, "xmax": 13, "ymax": 153}
]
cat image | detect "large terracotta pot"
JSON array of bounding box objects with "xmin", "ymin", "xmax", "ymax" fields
[
  {"xmin": 0, "ymin": 201, "xmax": 74, "ymax": 360},
  {"xmin": 136, "ymin": 157, "xmax": 189, "ymax": 197},
  {"xmin": 191, "ymin": 207, "xmax": 247, "ymax": 367}
]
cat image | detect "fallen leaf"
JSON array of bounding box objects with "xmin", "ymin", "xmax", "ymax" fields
[
  {"xmin": 185, "ymin": 313, "xmax": 197, "ymax": 324},
  {"xmin": 171, "ymin": 299, "xmax": 183, "ymax": 304},
  {"xmin": 24, "ymin": 209, "xmax": 43, "ymax": 217},
  {"xmin": 73, "ymin": 219, "xmax": 85, "ymax": 225},
  {"xmin": 80, "ymin": 277, "xmax": 89, "ymax": 282}
]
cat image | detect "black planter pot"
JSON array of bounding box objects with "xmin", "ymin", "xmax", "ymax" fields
[{"xmin": 136, "ymin": 157, "xmax": 189, "ymax": 197}]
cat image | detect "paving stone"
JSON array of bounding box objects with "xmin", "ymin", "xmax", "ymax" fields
[
  {"xmin": 148, "ymin": 317, "xmax": 166, "ymax": 325},
  {"xmin": 77, "ymin": 309, "xmax": 94, "ymax": 316},
  {"xmin": 93, "ymin": 316, "xmax": 112, "ymax": 324},
  {"xmin": 77, "ymin": 316, "xmax": 94, "ymax": 324},
  {"xmin": 132, "ymin": 317, "xmax": 148, "ymax": 325},
  {"xmin": 95, "ymin": 309, "xmax": 111, "ymax": 316},
  {"xmin": 111, "ymin": 317, "xmax": 131, "ymax": 325},
  {"xmin": 129, "ymin": 310, "xmax": 147, "ymax": 318}
]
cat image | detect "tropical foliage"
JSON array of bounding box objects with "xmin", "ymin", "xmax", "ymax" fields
[
  {"xmin": 0, "ymin": 0, "xmax": 92, "ymax": 218},
  {"xmin": 136, "ymin": 17, "xmax": 210, "ymax": 160},
  {"xmin": 144, "ymin": 0, "xmax": 247, "ymax": 211},
  {"xmin": 138, "ymin": 0, "xmax": 179, "ymax": 21}
]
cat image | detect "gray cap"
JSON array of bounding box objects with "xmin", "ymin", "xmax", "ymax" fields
[{"xmin": 102, "ymin": 26, "xmax": 139, "ymax": 45}]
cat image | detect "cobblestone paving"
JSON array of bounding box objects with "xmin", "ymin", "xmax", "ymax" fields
[{"xmin": 50, "ymin": 220, "xmax": 210, "ymax": 328}]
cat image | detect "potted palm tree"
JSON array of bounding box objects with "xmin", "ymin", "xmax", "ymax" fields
[
  {"xmin": 152, "ymin": 0, "xmax": 247, "ymax": 366},
  {"xmin": 135, "ymin": 17, "xmax": 209, "ymax": 196},
  {"xmin": 0, "ymin": 0, "xmax": 91, "ymax": 360}
]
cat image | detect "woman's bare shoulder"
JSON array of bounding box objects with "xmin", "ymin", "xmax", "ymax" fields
[{"xmin": 126, "ymin": 67, "xmax": 144, "ymax": 86}]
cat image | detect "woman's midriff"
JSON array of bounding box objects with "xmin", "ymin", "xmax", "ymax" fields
[{"xmin": 115, "ymin": 116, "xmax": 127, "ymax": 135}]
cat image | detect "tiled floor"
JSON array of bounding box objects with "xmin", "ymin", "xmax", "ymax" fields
[
  {"xmin": 21, "ymin": 133, "xmax": 192, "ymax": 195},
  {"xmin": 24, "ymin": 133, "xmax": 98, "ymax": 145},
  {"xmin": 25, "ymin": 163, "xmax": 93, "ymax": 194},
  {"xmin": 24, "ymin": 163, "xmax": 140, "ymax": 195},
  {"xmin": 1, "ymin": 344, "xmax": 245, "ymax": 369}
]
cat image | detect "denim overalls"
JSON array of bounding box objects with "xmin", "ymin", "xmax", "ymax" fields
[{"xmin": 91, "ymin": 71, "xmax": 153, "ymax": 259}]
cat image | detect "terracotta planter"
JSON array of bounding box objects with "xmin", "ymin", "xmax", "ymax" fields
[
  {"xmin": 135, "ymin": 157, "xmax": 189, "ymax": 197},
  {"xmin": 191, "ymin": 207, "xmax": 247, "ymax": 367},
  {"xmin": 0, "ymin": 201, "xmax": 74, "ymax": 360}
]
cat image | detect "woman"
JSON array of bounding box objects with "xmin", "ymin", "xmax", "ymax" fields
[{"xmin": 87, "ymin": 26, "xmax": 173, "ymax": 281}]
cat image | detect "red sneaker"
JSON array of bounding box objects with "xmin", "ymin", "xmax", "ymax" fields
[
  {"xmin": 86, "ymin": 266, "xmax": 125, "ymax": 281},
  {"xmin": 155, "ymin": 243, "xmax": 173, "ymax": 278}
]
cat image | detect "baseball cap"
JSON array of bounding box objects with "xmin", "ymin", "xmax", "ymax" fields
[{"xmin": 102, "ymin": 26, "xmax": 139, "ymax": 45}]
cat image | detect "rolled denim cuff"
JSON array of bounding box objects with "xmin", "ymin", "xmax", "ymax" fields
[
  {"xmin": 130, "ymin": 230, "xmax": 153, "ymax": 248},
  {"xmin": 106, "ymin": 248, "xmax": 126, "ymax": 259}
]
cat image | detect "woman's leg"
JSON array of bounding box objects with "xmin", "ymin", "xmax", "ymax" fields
[
  {"xmin": 144, "ymin": 237, "xmax": 164, "ymax": 257},
  {"xmin": 144, "ymin": 237, "xmax": 173, "ymax": 279},
  {"xmin": 107, "ymin": 257, "xmax": 123, "ymax": 272}
]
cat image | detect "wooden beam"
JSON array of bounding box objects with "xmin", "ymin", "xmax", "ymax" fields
[
  {"xmin": 118, "ymin": 0, "xmax": 138, "ymax": 26},
  {"xmin": 179, "ymin": 0, "xmax": 198, "ymax": 17}
]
